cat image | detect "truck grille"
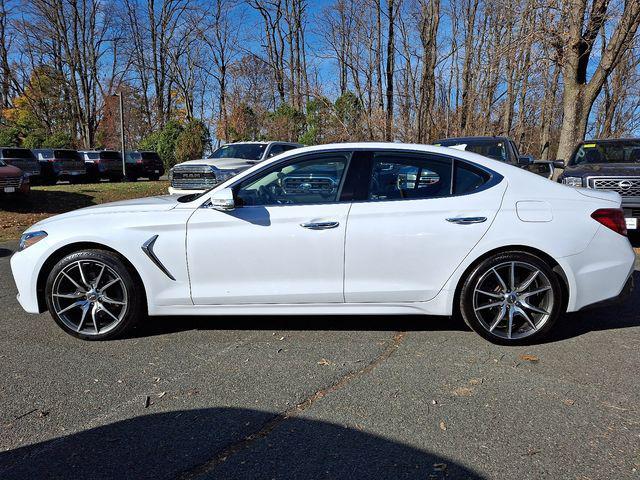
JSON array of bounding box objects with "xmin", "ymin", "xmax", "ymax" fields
[
  {"xmin": 171, "ymin": 165, "xmax": 217, "ymax": 190},
  {"xmin": 588, "ymin": 177, "xmax": 640, "ymax": 197},
  {"xmin": 282, "ymin": 176, "xmax": 337, "ymax": 195},
  {"xmin": 0, "ymin": 176, "xmax": 22, "ymax": 188},
  {"xmin": 6, "ymin": 160, "xmax": 40, "ymax": 176}
]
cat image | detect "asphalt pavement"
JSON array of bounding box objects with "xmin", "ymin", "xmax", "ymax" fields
[{"xmin": 0, "ymin": 241, "xmax": 638, "ymax": 479}]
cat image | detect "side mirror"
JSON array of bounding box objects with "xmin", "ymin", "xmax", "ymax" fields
[
  {"xmin": 517, "ymin": 155, "xmax": 534, "ymax": 166},
  {"xmin": 553, "ymin": 160, "xmax": 565, "ymax": 169},
  {"xmin": 210, "ymin": 187, "xmax": 235, "ymax": 212}
]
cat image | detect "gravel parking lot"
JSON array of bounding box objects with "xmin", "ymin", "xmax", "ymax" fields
[{"xmin": 0, "ymin": 242, "xmax": 638, "ymax": 480}]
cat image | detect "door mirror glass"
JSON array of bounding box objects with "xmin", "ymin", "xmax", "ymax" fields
[
  {"xmin": 517, "ymin": 155, "xmax": 534, "ymax": 166},
  {"xmin": 210, "ymin": 187, "xmax": 235, "ymax": 211},
  {"xmin": 553, "ymin": 159, "xmax": 565, "ymax": 169}
]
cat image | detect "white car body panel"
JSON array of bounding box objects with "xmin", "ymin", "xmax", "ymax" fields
[
  {"xmin": 10, "ymin": 142, "xmax": 635, "ymax": 322},
  {"xmin": 344, "ymin": 180, "xmax": 507, "ymax": 302},
  {"xmin": 187, "ymin": 203, "xmax": 351, "ymax": 304}
]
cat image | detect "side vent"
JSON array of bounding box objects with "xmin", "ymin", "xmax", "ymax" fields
[{"xmin": 141, "ymin": 235, "xmax": 176, "ymax": 280}]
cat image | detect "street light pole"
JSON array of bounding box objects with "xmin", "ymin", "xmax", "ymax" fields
[{"xmin": 113, "ymin": 92, "xmax": 126, "ymax": 178}]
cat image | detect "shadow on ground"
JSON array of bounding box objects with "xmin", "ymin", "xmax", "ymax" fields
[
  {"xmin": 0, "ymin": 248, "xmax": 12, "ymax": 258},
  {"xmin": 0, "ymin": 407, "xmax": 482, "ymax": 480},
  {"xmin": 132, "ymin": 272, "xmax": 640, "ymax": 344},
  {"xmin": 0, "ymin": 190, "xmax": 95, "ymax": 214}
]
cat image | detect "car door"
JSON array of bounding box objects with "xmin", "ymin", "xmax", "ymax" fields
[
  {"xmin": 186, "ymin": 151, "xmax": 352, "ymax": 305},
  {"xmin": 344, "ymin": 150, "xmax": 507, "ymax": 303}
]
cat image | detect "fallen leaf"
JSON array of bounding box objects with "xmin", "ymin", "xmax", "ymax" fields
[
  {"xmin": 469, "ymin": 378, "xmax": 483, "ymax": 386},
  {"xmin": 563, "ymin": 399, "xmax": 575, "ymax": 406},
  {"xmin": 318, "ymin": 358, "xmax": 331, "ymax": 366},
  {"xmin": 433, "ymin": 463, "xmax": 447, "ymax": 472},
  {"xmin": 452, "ymin": 386, "xmax": 474, "ymax": 397},
  {"xmin": 158, "ymin": 392, "xmax": 166, "ymax": 398},
  {"xmin": 519, "ymin": 354, "xmax": 539, "ymax": 363},
  {"xmin": 439, "ymin": 421, "xmax": 447, "ymax": 431},
  {"xmin": 144, "ymin": 396, "xmax": 151, "ymax": 408}
]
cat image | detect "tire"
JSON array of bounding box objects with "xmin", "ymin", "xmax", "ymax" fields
[
  {"xmin": 45, "ymin": 249, "xmax": 144, "ymax": 340},
  {"xmin": 149, "ymin": 174, "xmax": 160, "ymax": 181},
  {"xmin": 458, "ymin": 251, "xmax": 563, "ymax": 345}
]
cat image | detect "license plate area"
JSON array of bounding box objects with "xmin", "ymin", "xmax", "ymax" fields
[
  {"xmin": 625, "ymin": 218, "xmax": 637, "ymax": 229},
  {"xmin": 4, "ymin": 186, "xmax": 15, "ymax": 193}
]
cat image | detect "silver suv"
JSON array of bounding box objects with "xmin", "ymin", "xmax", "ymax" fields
[{"xmin": 168, "ymin": 141, "xmax": 303, "ymax": 195}]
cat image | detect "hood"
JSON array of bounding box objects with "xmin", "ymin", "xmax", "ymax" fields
[
  {"xmin": 563, "ymin": 163, "xmax": 640, "ymax": 176},
  {"xmin": 0, "ymin": 164, "xmax": 23, "ymax": 177},
  {"xmin": 176, "ymin": 157, "xmax": 257, "ymax": 171},
  {"xmin": 31, "ymin": 195, "xmax": 180, "ymax": 228}
]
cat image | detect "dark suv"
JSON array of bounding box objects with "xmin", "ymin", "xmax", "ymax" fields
[
  {"xmin": 79, "ymin": 150, "xmax": 124, "ymax": 182},
  {"xmin": 125, "ymin": 151, "xmax": 164, "ymax": 181},
  {"xmin": 32, "ymin": 149, "xmax": 86, "ymax": 185},
  {"xmin": 433, "ymin": 136, "xmax": 555, "ymax": 178},
  {"xmin": 557, "ymin": 138, "xmax": 640, "ymax": 230},
  {"xmin": 0, "ymin": 147, "xmax": 41, "ymax": 180}
]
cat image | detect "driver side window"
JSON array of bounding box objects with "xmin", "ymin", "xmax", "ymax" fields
[{"xmin": 235, "ymin": 153, "xmax": 349, "ymax": 206}]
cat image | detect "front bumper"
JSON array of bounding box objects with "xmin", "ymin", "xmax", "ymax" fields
[{"xmin": 10, "ymin": 241, "xmax": 49, "ymax": 314}]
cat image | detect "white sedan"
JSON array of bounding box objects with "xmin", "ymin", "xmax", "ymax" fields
[{"xmin": 10, "ymin": 143, "xmax": 636, "ymax": 344}]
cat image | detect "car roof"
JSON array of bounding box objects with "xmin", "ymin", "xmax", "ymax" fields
[
  {"xmin": 433, "ymin": 136, "xmax": 510, "ymax": 143},
  {"xmin": 580, "ymin": 138, "xmax": 640, "ymax": 144}
]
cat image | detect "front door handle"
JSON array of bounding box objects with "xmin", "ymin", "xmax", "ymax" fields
[
  {"xmin": 300, "ymin": 221, "xmax": 340, "ymax": 230},
  {"xmin": 446, "ymin": 217, "xmax": 487, "ymax": 225}
]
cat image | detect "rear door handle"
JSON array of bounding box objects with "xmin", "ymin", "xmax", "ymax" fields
[
  {"xmin": 300, "ymin": 221, "xmax": 340, "ymax": 230},
  {"xmin": 446, "ymin": 217, "xmax": 487, "ymax": 225}
]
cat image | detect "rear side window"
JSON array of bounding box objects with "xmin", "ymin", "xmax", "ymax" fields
[
  {"xmin": 369, "ymin": 154, "xmax": 453, "ymax": 200},
  {"xmin": 54, "ymin": 150, "xmax": 81, "ymax": 160},
  {"xmin": 100, "ymin": 151, "xmax": 121, "ymax": 160},
  {"xmin": 368, "ymin": 152, "xmax": 492, "ymax": 201},
  {"xmin": 454, "ymin": 161, "xmax": 491, "ymax": 194}
]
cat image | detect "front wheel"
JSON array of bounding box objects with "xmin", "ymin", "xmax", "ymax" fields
[
  {"xmin": 45, "ymin": 250, "xmax": 144, "ymax": 340},
  {"xmin": 459, "ymin": 251, "xmax": 563, "ymax": 345}
]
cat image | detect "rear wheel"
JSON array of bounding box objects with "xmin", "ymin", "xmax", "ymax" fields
[
  {"xmin": 459, "ymin": 251, "xmax": 563, "ymax": 345},
  {"xmin": 45, "ymin": 250, "xmax": 143, "ymax": 340},
  {"xmin": 149, "ymin": 174, "xmax": 160, "ymax": 181}
]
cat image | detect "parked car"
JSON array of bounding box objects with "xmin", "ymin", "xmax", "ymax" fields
[
  {"xmin": 0, "ymin": 147, "xmax": 41, "ymax": 180},
  {"xmin": 11, "ymin": 143, "xmax": 634, "ymax": 345},
  {"xmin": 0, "ymin": 160, "xmax": 29, "ymax": 195},
  {"xmin": 432, "ymin": 136, "xmax": 556, "ymax": 179},
  {"xmin": 557, "ymin": 138, "xmax": 640, "ymax": 231},
  {"xmin": 79, "ymin": 150, "xmax": 124, "ymax": 182},
  {"xmin": 32, "ymin": 149, "xmax": 86, "ymax": 185},
  {"xmin": 125, "ymin": 151, "xmax": 164, "ymax": 181},
  {"xmin": 168, "ymin": 141, "xmax": 303, "ymax": 195}
]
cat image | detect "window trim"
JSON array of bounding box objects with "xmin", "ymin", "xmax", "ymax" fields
[{"xmin": 206, "ymin": 148, "xmax": 503, "ymax": 209}]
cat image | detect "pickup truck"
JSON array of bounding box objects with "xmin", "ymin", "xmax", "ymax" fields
[
  {"xmin": 168, "ymin": 141, "xmax": 303, "ymax": 195},
  {"xmin": 432, "ymin": 136, "xmax": 557, "ymax": 179},
  {"xmin": 557, "ymin": 138, "xmax": 640, "ymax": 231},
  {"xmin": 32, "ymin": 149, "xmax": 86, "ymax": 185}
]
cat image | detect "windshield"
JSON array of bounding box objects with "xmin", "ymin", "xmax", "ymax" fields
[
  {"xmin": 54, "ymin": 150, "xmax": 81, "ymax": 160},
  {"xmin": 209, "ymin": 144, "xmax": 267, "ymax": 161},
  {"xmin": 570, "ymin": 141, "xmax": 640, "ymax": 165},
  {"xmin": 435, "ymin": 139, "xmax": 508, "ymax": 162},
  {"xmin": 2, "ymin": 148, "xmax": 34, "ymax": 160}
]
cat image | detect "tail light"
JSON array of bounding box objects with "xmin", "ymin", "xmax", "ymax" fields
[{"xmin": 591, "ymin": 208, "xmax": 627, "ymax": 236}]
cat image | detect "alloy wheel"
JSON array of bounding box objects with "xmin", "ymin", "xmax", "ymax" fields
[
  {"xmin": 472, "ymin": 261, "xmax": 554, "ymax": 340},
  {"xmin": 51, "ymin": 260, "xmax": 128, "ymax": 336}
]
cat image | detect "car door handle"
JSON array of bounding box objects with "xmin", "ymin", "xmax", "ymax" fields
[
  {"xmin": 300, "ymin": 221, "xmax": 340, "ymax": 230},
  {"xmin": 446, "ymin": 217, "xmax": 487, "ymax": 225}
]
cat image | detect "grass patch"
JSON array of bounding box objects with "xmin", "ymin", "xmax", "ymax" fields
[{"xmin": 0, "ymin": 180, "xmax": 169, "ymax": 242}]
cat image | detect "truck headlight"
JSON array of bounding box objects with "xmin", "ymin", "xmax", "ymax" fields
[
  {"xmin": 18, "ymin": 231, "xmax": 47, "ymax": 251},
  {"xmin": 562, "ymin": 176, "xmax": 583, "ymax": 187},
  {"xmin": 214, "ymin": 170, "xmax": 237, "ymax": 183}
]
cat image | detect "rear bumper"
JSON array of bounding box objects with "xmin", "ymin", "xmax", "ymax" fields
[
  {"xmin": 560, "ymin": 225, "xmax": 636, "ymax": 312},
  {"xmin": 579, "ymin": 274, "xmax": 635, "ymax": 311}
]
